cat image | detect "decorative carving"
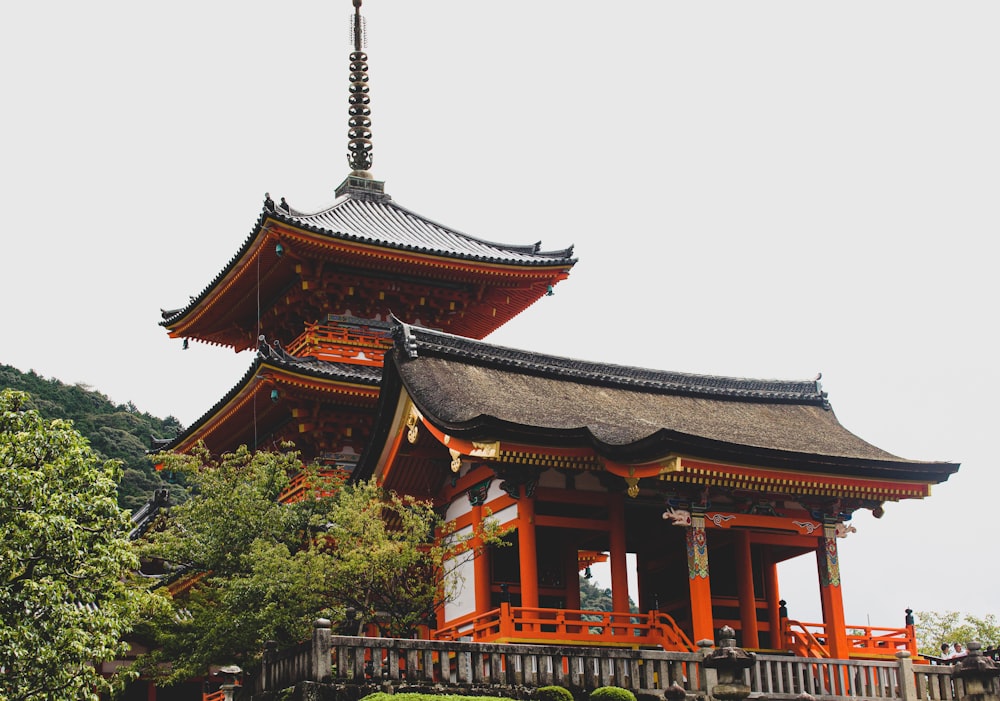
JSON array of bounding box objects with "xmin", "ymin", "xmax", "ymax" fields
[
  {"xmin": 469, "ymin": 441, "xmax": 500, "ymax": 459},
  {"xmin": 467, "ymin": 478, "xmax": 492, "ymax": 506},
  {"xmin": 792, "ymin": 520, "xmax": 820, "ymax": 535},
  {"xmin": 492, "ymin": 465, "xmax": 541, "ymax": 500},
  {"xmin": 624, "ymin": 476, "xmax": 640, "ymax": 498},
  {"xmin": 405, "ymin": 406, "xmax": 420, "ymax": 444},
  {"xmin": 835, "ymin": 522, "xmax": 857, "ymax": 538},
  {"xmin": 662, "ymin": 508, "xmax": 691, "ymax": 526},
  {"xmin": 819, "ymin": 525, "xmax": 841, "ymax": 587},
  {"xmin": 448, "ymin": 448, "xmax": 462, "ymax": 473},
  {"xmin": 686, "ymin": 516, "xmax": 709, "ymax": 580},
  {"xmin": 706, "ymin": 513, "xmax": 735, "ymax": 527}
]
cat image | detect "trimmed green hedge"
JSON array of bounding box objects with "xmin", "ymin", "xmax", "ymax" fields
[
  {"xmin": 589, "ymin": 687, "xmax": 637, "ymax": 701},
  {"xmin": 536, "ymin": 686, "xmax": 575, "ymax": 701}
]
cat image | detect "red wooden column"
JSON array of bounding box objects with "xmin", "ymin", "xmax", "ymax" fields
[
  {"xmin": 517, "ymin": 490, "xmax": 539, "ymax": 609},
  {"xmin": 565, "ymin": 540, "xmax": 581, "ymax": 610},
  {"xmin": 472, "ymin": 504, "xmax": 492, "ymax": 614},
  {"xmin": 817, "ymin": 524, "xmax": 850, "ymax": 659},
  {"xmin": 686, "ymin": 514, "xmax": 714, "ymax": 643},
  {"xmin": 736, "ymin": 529, "xmax": 760, "ymax": 648},
  {"xmin": 609, "ymin": 493, "xmax": 630, "ymax": 614},
  {"xmin": 763, "ymin": 550, "xmax": 782, "ymax": 649}
]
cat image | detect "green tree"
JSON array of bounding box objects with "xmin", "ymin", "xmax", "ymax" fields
[
  {"xmin": 914, "ymin": 610, "xmax": 1000, "ymax": 657},
  {"xmin": 0, "ymin": 364, "xmax": 184, "ymax": 511},
  {"xmin": 137, "ymin": 447, "xmax": 500, "ymax": 683},
  {"xmin": 0, "ymin": 389, "xmax": 151, "ymax": 701}
]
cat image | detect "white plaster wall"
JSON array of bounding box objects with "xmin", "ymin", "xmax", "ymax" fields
[
  {"xmin": 445, "ymin": 494, "xmax": 472, "ymax": 523},
  {"xmin": 491, "ymin": 503, "xmax": 518, "ymax": 529},
  {"xmin": 442, "ymin": 550, "xmax": 476, "ymax": 623}
]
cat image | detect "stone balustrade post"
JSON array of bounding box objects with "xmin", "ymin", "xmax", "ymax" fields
[
  {"xmin": 952, "ymin": 642, "xmax": 1000, "ymax": 701},
  {"xmin": 702, "ymin": 627, "xmax": 755, "ymax": 701},
  {"xmin": 312, "ymin": 618, "xmax": 332, "ymax": 682},
  {"xmin": 698, "ymin": 638, "xmax": 717, "ymax": 694},
  {"xmin": 896, "ymin": 650, "xmax": 917, "ymax": 701}
]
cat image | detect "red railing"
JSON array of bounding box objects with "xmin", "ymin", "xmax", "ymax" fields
[
  {"xmin": 286, "ymin": 322, "xmax": 393, "ymax": 367},
  {"xmin": 784, "ymin": 619, "xmax": 917, "ymax": 659},
  {"xmin": 433, "ymin": 604, "xmax": 696, "ymax": 651}
]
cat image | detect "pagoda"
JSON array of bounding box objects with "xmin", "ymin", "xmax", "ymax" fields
[
  {"xmin": 159, "ymin": 0, "xmax": 575, "ymax": 466},
  {"xmin": 356, "ymin": 321, "xmax": 958, "ymax": 658}
]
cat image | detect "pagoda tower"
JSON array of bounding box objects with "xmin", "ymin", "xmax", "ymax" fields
[{"xmin": 159, "ymin": 0, "xmax": 575, "ymax": 467}]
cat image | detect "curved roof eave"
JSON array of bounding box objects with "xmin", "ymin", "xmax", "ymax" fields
[
  {"xmin": 159, "ymin": 349, "xmax": 382, "ymax": 453},
  {"xmin": 161, "ymin": 196, "xmax": 576, "ymax": 329}
]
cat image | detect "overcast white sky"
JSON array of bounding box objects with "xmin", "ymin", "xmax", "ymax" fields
[{"xmin": 2, "ymin": 1, "xmax": 997, "ymax": 633}]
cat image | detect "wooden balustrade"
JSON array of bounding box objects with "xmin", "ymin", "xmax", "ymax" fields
[
  {"xmin": 784, "ymin": 619, "xmax": 918, "ymax": 659},
  {"xmin": 432, "ymin": 604, "xmax": 695, "ymax": 651}
]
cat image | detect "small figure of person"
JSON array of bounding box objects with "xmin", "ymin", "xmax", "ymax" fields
[
  {"xmin": 940, "ymin": 642, "xmax": 952, "ymax": 660},
  {"xmin": 953, "ymin": 642, "xmax": 965, "ymax": 658}
]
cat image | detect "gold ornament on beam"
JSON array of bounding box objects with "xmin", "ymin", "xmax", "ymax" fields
[
  {"xmin": 625, "ymin": 476, "xmax": 640, "ymax": 498},
  {"xmin": 449, "ymin": 448, "xmax": 462, "ymax": 473},
  {"xmin": 405, "ymin": 406, "xmax": 420, "ymax": 444}
]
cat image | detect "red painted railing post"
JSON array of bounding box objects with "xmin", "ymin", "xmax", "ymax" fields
[{"xmin": 499, "ymin": 602, "xmax": 513, "ymax": 640}]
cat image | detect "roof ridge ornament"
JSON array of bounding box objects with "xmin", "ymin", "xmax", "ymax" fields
[{"xmin": 347, "ymin": 0, "xmax": 373, "ymax": 176}]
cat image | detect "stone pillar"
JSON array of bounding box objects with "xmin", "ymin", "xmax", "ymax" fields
[
  {"xmin": 702, "ymin": 626, "xmax": 755, "ymax": 701},
  {"xmin": 687, "ymin": 514, "xmax": 715, "ymax": 643},
  {"xmin": 816, "ymin": 524, "xmax": 849, "ymax": 659},
  {"xmin": 952, "ymin": 642, "xmax": 1000, "ymax": 701},
  {"xmin": 895, "ymin": 651, "xmax": 917, "ymax": 701},
  {"xmin": 312, "ymin": 618, "xmax": 332, "ymax": 682}
]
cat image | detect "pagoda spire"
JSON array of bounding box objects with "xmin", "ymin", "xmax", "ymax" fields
[{"xmin": 347, "ymin": 0, "xmax": 373, "ymax": 175}]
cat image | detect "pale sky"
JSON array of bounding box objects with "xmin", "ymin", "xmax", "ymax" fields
[{"xmin": 2, "ymin": 2, "xmax": 997, "ymax": 633}]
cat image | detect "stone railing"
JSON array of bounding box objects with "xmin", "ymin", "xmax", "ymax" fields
[{"xmin": 254, "ymin": 621, "xmax": 1000, "ymax": 701}]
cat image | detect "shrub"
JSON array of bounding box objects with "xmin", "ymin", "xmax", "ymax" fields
[
  {"xmin": 590, "ymin": 687, "xmax": 637, "ymax": 701},
  {"xmin": 537, "ymin": 686, "xmax": 575, "ymax": 701}
]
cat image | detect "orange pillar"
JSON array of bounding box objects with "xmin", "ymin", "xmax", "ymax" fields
[
  {"xmin": 473, "ymin": 504, "xmax": 492, "ymax": 614},
  {"xmin": 565, "ymin": 539, "xmax": 581, "ymax": 610},
  {"xmin": 817, "ymin": 524, "xmax": 850, "ymax": 659},
  {"xmin": 686, "ymin": 514, "xmax": 714, "ymax": 643},
  {"xmin": 736, "ymin": 529, "xmax": 759, "ymax": 648},
  {"xmin": 609, "ymin": 493, "xmax": 630, "ymax": 614},
  {"xmin": 517, "ymin": 490, "xmax": 539, "ymax": 609},
  {"xmin": 764, "ymin": 551, "xmax": 782, "ymax": 649}
]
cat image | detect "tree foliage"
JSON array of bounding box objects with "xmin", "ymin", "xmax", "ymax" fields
[
  {"xmin": 0, "ymin": 364, "xmax": 183, "ymax": 510},
  {"xmin": 914, "ymin": 610, "xmax": 1000, "ymax": 657},
  {"xmin": 579, "ymin": 575, "xmax": 637, "ymax": 613},
  {"xmin": 0, "ymin": 389, "xmax": 152, "ymax": 701},
  {"xmin": 136, "ymin": 447, "xmax": 501, "ymax": 683}
]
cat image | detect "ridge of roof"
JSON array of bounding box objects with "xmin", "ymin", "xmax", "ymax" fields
[
  {"xmin": 391, "ymin": 320, "xmax": 829, "ymax": 406},
  {"xmin": 275, "ymin": 190, "xmax": 576, "ymax": 262}
]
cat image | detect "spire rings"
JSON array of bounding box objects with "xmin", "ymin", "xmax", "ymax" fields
[{"xmin": 347, "ymin": 49, "xmax": 373, "ymax": 172}]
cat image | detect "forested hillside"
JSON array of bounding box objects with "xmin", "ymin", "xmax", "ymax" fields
[{"xmin": 1, "ymin": 363, "xmax": 183, "ymax": 511}]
